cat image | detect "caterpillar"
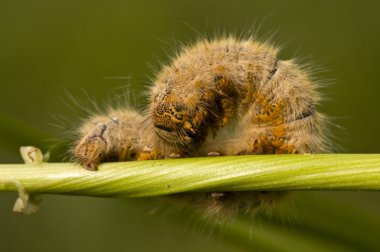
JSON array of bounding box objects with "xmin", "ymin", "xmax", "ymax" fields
[{"xmin": 72, "ymin": 36, "xmax": 330, "ymax": 217}]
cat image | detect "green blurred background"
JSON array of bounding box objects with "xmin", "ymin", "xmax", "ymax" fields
[{"xmin": 1, "ymin": 0, "xmax": 380, "ymax": 251}]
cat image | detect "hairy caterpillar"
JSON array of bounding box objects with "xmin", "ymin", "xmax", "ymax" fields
[{"xmin": 72, "ymin": 36, "xmax": 330, "ymax": 216}]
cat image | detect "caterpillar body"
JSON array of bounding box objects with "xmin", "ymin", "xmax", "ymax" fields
[{"xmin": 72, "ymin": 36, "xmax": 330, "ymax": 216}]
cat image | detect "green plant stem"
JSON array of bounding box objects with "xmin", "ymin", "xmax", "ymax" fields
[{"xmin": 1, "ymin": 154, "xmax": 380, "ymax": 197}]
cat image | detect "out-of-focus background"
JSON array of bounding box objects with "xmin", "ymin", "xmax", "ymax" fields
[{"xmin": 1, "ymin": 1, "xmax": 380, "ymax": 251}]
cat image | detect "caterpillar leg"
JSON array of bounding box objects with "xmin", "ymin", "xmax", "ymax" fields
[{"xmin": 72, "ymin": 109, "xmax": 155, "ymax": 170}]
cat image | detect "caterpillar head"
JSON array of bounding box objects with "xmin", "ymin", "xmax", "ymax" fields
[{"xmin": 150, "ymin": 88, "xmax": 212, "ymax": 151}]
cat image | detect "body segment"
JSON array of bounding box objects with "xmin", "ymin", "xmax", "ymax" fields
[{"xmin": 148, "ymin": 38, "xmax": 328, "ymax": 158}]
